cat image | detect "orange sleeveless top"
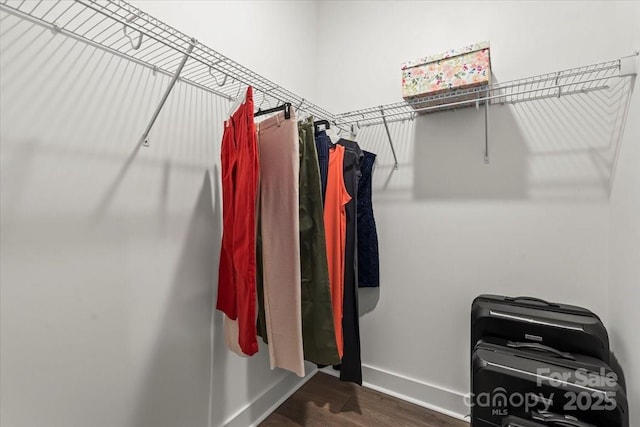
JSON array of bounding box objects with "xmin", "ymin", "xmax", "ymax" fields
[{"xmin": 323, "ymin": 144, "xmax": 351, "ymax": 358}]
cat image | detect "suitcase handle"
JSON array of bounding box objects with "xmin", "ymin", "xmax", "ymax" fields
[
  {"xmin": 504, "ymin": 296, "xmax": 560, "ymax": 307},
  {"xmin": 506, "ymin": 341, "xmax": 576, "ymax": 360},
  {"xmin": 532, "ymin": 410, "xmax": 595, "ymax": 427}
]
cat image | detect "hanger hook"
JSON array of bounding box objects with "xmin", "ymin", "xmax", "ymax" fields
[
  {"xmin": 234, "ymin": 84, "xmax": 243, "ymax": 99},
  {"xmin": 208, "ymin": 66, "xmax": 228, "ymax": 87},
  {"xmin": 259, "ymin": 91, "xmax": 267, "ymax": 109},
  {"xmin": 123, "ymin": 14, "xmax": 143, "ymax": 50},
  {"xmin": 297, "ymin": 98, "xmax": 305, "ymax": 111}
]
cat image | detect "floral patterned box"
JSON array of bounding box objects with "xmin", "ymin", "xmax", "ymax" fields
[{"xmin": 401, "ymin": 41, "xmax": 491, "ymax": 112}]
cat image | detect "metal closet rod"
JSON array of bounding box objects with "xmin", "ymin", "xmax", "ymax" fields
[
  {"xmin": 73, "ymin": 0, "xmax": 343, "ymax": 126},
  {"xmin": 75, "ymin": 2, "xmax": 276, "ymax": 92},
  {"xmin": 1, "ymin": 0, "xmax": 353, "ymax": 141},
  {"xmin": 335, "ymin": 56, "xmax": 626, "ymax": 124},
  {"xmin": 346, "ymin": 83, "xmax": 611, "ymax": 128},
  {"xmin": 338, "ymin": 81, "xmax": 612, "ymax": 126},
  {"xmin": 8, "ymin": 0, "xmax": 333, "ymax": 129},
  {"xmin": 336, "ymin": 73, "xmax": 619, "ymax": 124},
  {"xmin": 335, "ymin": 54, "xmax": 635, "ymax": 164},
  {"xmin": 337, "ymin": 82, "xmax": 610, "ymax": 164},
  {"xmin": 8, "ymin": 1, "xmax": 629, "ymax": 166},
  {"xmin": 0, "ymin": 2, "xmax": 235, "ymax": 100}
]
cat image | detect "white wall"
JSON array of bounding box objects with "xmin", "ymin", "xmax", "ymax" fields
[
  {"xmin": 316, "ymin": 0, "xmax": 639, "ymax": 417},
  {"xmin": 0, "ymin": 2, "xmax": 318, "ymax": 427},
  {"xmin": 2, "ymin": 1, "xmax": 638, "ymax": 425},
  {"xmin": 609, "ymin": 58, "xmax": 640, "ymax": 427}
]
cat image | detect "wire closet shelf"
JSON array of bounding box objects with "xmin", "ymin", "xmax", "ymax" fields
[
  {"xmin": 1, "ymin": 0, "xmax": 636, "ymax": 163},
  {"xmin": 336, "ymin": 59, "xmax": 627, "ymax": 127},
  {"xmin": 0, "ymin": 0, "xmax": 341, "ymax": 126}
]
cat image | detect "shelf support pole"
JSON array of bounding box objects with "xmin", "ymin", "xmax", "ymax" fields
[
  {"xmin": 380, "ymin": 106, "xmax": 399, "ymax": 170},
  {"xmin": 140, "ymin": 38, "xmax": 196, "ymax": 147},
  {"xmin": 484, "ymin": 88, "xmax": 490, "ymax": 164}
]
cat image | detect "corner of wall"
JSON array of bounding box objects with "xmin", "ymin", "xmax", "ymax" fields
[
  {"xmin": 607, "ymin": 63, "xmax": 640, "ymax": 427},
  {"xmin": 321, "ymin": 365, "xmax": 469, "ymax": 422},
  {"xmin": 223, "ymin": 366, "xmax": 317, "ymax": 427}
]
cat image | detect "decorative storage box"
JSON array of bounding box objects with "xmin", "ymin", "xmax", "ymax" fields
[{"xmin": 401, "ymin": 41, "xmax": 491, "ymax": 112}]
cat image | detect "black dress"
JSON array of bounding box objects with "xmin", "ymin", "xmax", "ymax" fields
[
  {"xmin": 336, "ymin": 138, "xmax": 363, "ymax": 385},
  {"xmin": 314, "ymin": 130, "xmax": 331, "ymax": 204},
  {"xmin": 357, "ymin": 151, "xmax": 380, "ymax": 288}
]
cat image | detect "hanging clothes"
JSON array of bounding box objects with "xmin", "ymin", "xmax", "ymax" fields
[
  {"xmin": 255, "ymin": 108, "xmax": 305, "ymax": 377},
  {"xmin": 298, "ymin": 117, "xmax": 341, "ymax": 366},
  {"xmin": 323, "ymin": 144, "xmax": 351, "ymax": 358},
  {"xmin": 357, "ymin": 150, "xmax": 380, "ymax": 288},
  {"xmin": 335, "ymin": 138, "xmax": 364, "ymax": 385},
  {"xmin": 216, "ymin": 86, "xmax": 259, "ymax": 356},
  {"xmin": 256, "ymin": 207, "xmax": 267, "ymax": 342},
  {"xmin": 223, "ymin": 316, "xmax": 247, "ymax": 357},
  {"xmin": 315, "ymin": 130, "xmax": 331, "ymax": 204}
]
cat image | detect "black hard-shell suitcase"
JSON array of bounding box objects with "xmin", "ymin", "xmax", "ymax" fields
[
  {"xmin": 471, "ymin": 338, "xmax": 627, "ymax": 427},
  {"xmin": 502, "ymin": 417, "xmax": 545, "ymax": 427},
  {"xmin": 471, "ymin": 295, "xmax": 609, "ymax": 362},
  {"xmin": 502, "ymin": 412, "xmax": 596, "ymax": 427}
]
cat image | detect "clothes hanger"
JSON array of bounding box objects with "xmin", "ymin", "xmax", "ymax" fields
[
  {"xmin": 324, "ymin": 127, "xmax": 340, "ymax": 144},
  {"xmin": 314, "ymin": 119, "xmax": 341, "ymax": 144},
  {"xmin": 254, "ymin": 102, "xmax": 292, "ymax": 119},
  {"xmin": 313, "ymin": 119, "xmax": 330, "ymax": 133},
  {"xmin": 227, "ymin": 85, "xmax": 248, "ymax": 118}
]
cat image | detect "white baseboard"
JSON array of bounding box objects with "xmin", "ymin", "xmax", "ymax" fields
[
  {"xmin": 223, "ymin": 362, "xmax": 469, "ymax": 427},
  {"xmin": 223, "ymin": 364, "xmax": 318, "ymax": 427},
  {"xmin": 321, "ymin": 364, "xmax": 469, "ymax": 423}
]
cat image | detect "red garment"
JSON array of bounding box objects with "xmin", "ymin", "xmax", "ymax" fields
[
  {"xmin": 323, "ymin": 144, "xmax": 351, "ymax": 358},
  {"xmin": 216, "ymin": 87, "xmax": 259, "ymax": 356}
]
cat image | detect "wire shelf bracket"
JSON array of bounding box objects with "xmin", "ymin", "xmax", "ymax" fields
[
  {"xmin": 140, "ymin": 38, "xmax": 195, "ymax": 147},
  {"xmin": 379, "ymin": 107, "xmax": 399, "ymax": 170}
]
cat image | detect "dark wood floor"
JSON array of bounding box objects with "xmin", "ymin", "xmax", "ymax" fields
[{"xmin": 260, "ymin": 372, "xmax": 469, "ymax": 427}]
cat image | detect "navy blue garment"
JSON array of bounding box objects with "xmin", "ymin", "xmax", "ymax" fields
[
  {"xmin": 357, "ymin": 151, "xmax": 379, "ymax": 288},
  {"xmin": 314, "ymin": 131, "xmax": 330, "ymax": 204}
]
